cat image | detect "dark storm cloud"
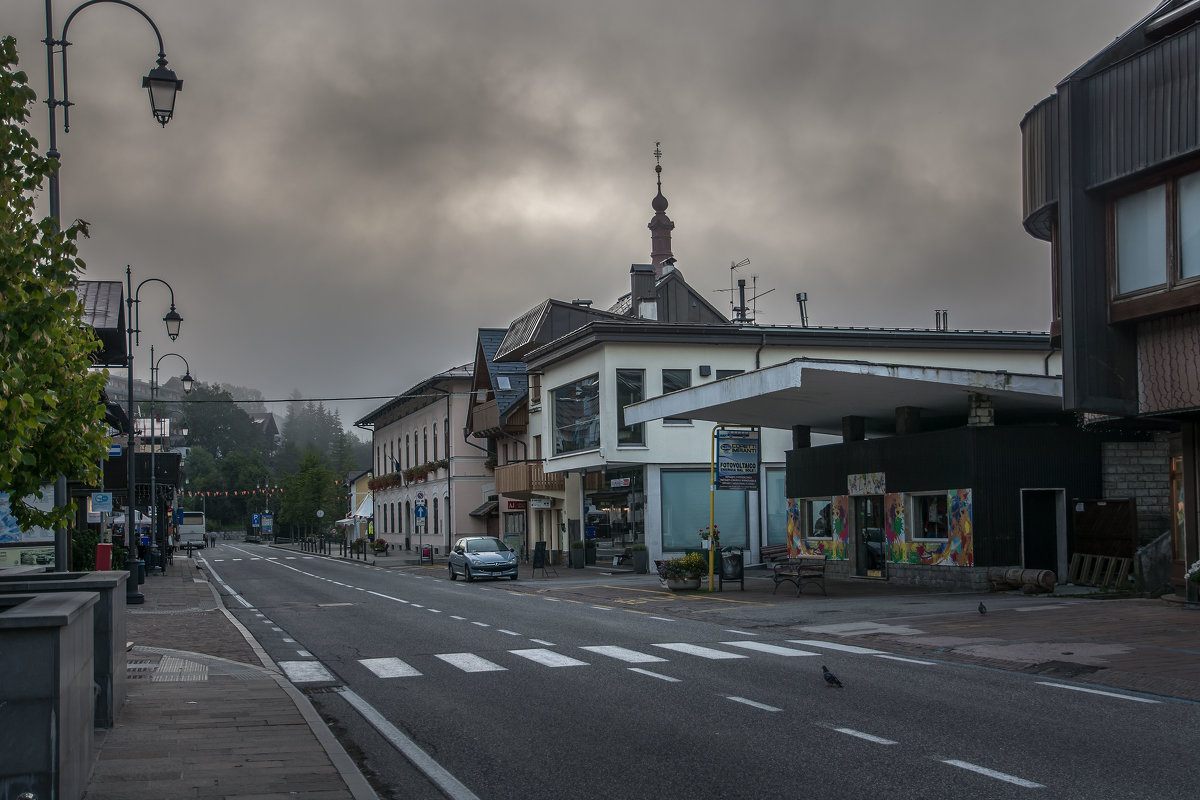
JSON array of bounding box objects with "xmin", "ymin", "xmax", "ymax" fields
[{"xmin": 6, "ymin": 0, "xmax": 1154, "ymax": 425}]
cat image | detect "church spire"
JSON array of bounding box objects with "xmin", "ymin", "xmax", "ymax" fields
[{"xmin": 649, "ymin": 141, "xmax": 675, "ymax": 277}]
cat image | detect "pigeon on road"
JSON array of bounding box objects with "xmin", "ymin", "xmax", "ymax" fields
[
  {"xmin": 978, "ymin": 601, "xmax": 987, "ymax": 615},
  {"xmin": 822, "ymin": 665, "xmax": 843, "ymax": 688}
]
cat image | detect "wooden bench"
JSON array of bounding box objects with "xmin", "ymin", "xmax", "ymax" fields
[
  {"xmin": 773, "ymin": 556, "xmax": 828, "ymax": 596},
  {"xmin": 759, "ymin": 543, "xmax": 789, "ymax": 564}
]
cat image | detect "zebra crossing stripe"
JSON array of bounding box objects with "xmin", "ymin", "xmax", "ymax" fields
[
  {"xmin": 580, "ymin": 645, "xmax": 667, "ymax": 664},
  {"xmin": 509, "ymin": 649, "xmax": 589, "ymax": 668},
  {"xmin": 788, "ymin": 640, "xmax": 886, "ymax": 655},
  {"xmin": 279, "ymin": 660, "xmax": 335, "ymax": 683},
  {"xmin": 652, "ymin": 642, "xmax": 747, "ymax": 660},
  {"xmin": 360, "ymin": 657, "xmax": 422, "ymax": 678},
  {"xmin": 436, "ymin": 653, "xmax": 506, "ymax": 673},
  {"xmin": 721, "ymin": 641, "xmax": 819, "ymax": 657}
]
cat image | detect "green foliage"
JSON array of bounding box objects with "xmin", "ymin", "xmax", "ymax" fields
[
  {"xmin": 663, "ymin": 551, "xmax": 708, "ymax": 579},
  {"xmin": 183, "ymin": 383, "xmax": 263, "ymax": 459},
  {"xmin": 71, "ymin": 527, "xmax": 100, "ymax": 570},
  {"xmin": 0, "ymin": 37, "xmax": 108, "ymax": 530},
  {"xmin": 278, "ymin": 449, "xmax": 336, "ymax": 530}
]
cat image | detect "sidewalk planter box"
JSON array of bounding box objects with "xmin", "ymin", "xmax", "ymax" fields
[
  {"xmin": 0, "ymin": 571, "xmax": 128, "ymax": 729},
  {"xmin": 0, "ymin": 591, "xmax": 98, "ymax": 800},
  {"xmin": 569, "ymin": 547, "xmax": 586, "ymax": 569},
  {"xmin": 632, "ymin": 549, "xmax": 649, "ymax": 574}
]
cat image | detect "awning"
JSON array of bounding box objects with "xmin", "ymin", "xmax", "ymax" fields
[
  {"xmin": 352, "ymin": 496, "xmax": 373, "ymax": 518},
  {"xmin": 334, "ymin": 518, "xmax": 356, "ymax": 526},
  {"xmin": 468, "ymin": 500, "xmax": 498, "ymax": 517}
]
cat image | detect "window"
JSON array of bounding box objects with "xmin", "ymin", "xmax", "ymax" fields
[
  {"xmin": 444, "ymin": 417, "xmax": 449, "ymax": 459},
  {"xmin": 405, "ymin": 434, "xmax": 410, "ymax": 470},
  {"xmin": 1116, "ymin": 184, "xmax": 1167, "ymax": 294},
  {"xmin": 1110, "ymin": 168, "xmax": 1200, "ymax": 321},
  {"xmin": 910, "ymin": 493, "xmax": 948, "ymax": 540},
  {"xmin": 503, "ymin": 512, "xmax": 525, "ymax": 535},
  {"xmin": 529, "ymin": 374, "xmax": 542, "ymax": 409},
  {"xmin": 552, "ymin": 374, "xmax": 600, "ymax": 455},
  {"xmin": 764, "ymin": 469, "xmax": 788, "ymax": 546},
  {"xmin": 660, "ymin": 469, "xmax": 748, "ymax": 550},
  {"xmin": 433, "ymin": 498, "xmax": 440, "ymax": 537},
  {"xmin": 423, "ymin": 426, "xmax": 429, "ymax": 463},
  {"xmin": 796, "ymin": 498, "xmax": 833, "ymax": 539},
  {"xmin": 616, "ymin": 369, "xmax": 645, "ymax": 446},
  {"xmin": 433, "ymin": 424, "xmax": 438, "ymax": 461},
  {"xmin": 662, "ymin": 369, "xmax": 692, "ymax": 425}
]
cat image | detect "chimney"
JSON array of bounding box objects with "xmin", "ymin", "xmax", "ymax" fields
[{"xmin": 630, "ymin": 264, "xmax": 657, "ymax": 320}]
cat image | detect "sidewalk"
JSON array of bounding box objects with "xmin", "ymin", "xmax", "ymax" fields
[{"xmin": 83, "ymin": 555, "xmax": 375, "ymax": 800}]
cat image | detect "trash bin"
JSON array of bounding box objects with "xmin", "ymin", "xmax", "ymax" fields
[
  {"xmin": 95, "ymin": 542, "xmax": 112, "ymax": 571},
  {"xmin": 721, "ymin": 549, "xmax": 743, "ymax": 580}
]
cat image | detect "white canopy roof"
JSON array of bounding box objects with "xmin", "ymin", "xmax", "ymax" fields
[{"xmin": 352, "ymin": 496, "xmax": 373, "ymax": 518}]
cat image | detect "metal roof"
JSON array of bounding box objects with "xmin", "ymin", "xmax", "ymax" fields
[{"xmin": 623, "ymin": 358, "xmax": 1064, "ymax": 435}]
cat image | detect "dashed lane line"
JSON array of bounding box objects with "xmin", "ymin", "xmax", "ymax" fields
[
  {"xmin": 1036, "ymin": 682, "xmax": 1160, "ymax": 704},
  {"xmin": 726, "ymin": 696, "xmax": 781, "ymax": 712},
  {"xmin": 941, "ymin": 760, "xmax": 1044, "ymax": 789},
  {"xmin": 835, "ymin": 728, "xmax": 897, "ymax": 745}
]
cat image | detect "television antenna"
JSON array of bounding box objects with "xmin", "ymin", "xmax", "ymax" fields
[{"xmin": 713, "ymin": 258, "xmax": 774, "ymax": 324}]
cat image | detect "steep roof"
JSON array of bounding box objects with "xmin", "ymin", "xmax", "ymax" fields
[
  {"xmin": 478, "ymin": 328, "xmax": 528, "ymax": 419},
  {"xmin": 77, "ymin": 280, "xmax": 127, "ymax": 367},
  {"xmin": 355, "ymin": 363, "xmax": 472, "ymax": 428}
]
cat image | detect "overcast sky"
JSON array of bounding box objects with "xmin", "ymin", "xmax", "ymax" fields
[{"xmin": 7, "ymin": 0, "xmax": 1154, "ymax": 433}]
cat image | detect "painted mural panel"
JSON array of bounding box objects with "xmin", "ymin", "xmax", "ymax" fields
[
  {"xmin": 847, "ymin": 472, "xmax": 885, "ymax": 496},
  {"xmin": 884, "ymin": 492, "xmax": 906, "ymax": 563},
  {"xmin": 786, "ymin": 496, "xmax": 849, "ymax": 560}
]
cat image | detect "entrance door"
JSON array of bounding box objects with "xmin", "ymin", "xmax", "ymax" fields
[
  {"xmin": 1021, "ymin": 489, "xmax": 1063, "ymax": 573},
  {"xmin": 854, "ymin": 495, "xmax": 886, "ymax": 578}
]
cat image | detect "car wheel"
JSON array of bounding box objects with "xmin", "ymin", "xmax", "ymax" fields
[
  {"xmin": 464, "ymin": 565, "xmax": 474, "ymax": 582},
  {"xmin": 510, "ymin": 572, "xmax": 519, "ymax": 581},
  {"xmin": 448, "ymin": 563, "xmax": 456, "ymax": 581}
]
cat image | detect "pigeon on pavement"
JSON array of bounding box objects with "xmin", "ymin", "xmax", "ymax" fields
[
  {"xmin": 978, "ymin": 601, "xmax": 987, "ymax": 615},
  {"xmin": 822, "ymin": 665, "xmax": 843, "ymax": 688}
]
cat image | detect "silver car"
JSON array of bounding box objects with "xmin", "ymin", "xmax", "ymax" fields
[{"xmin": 448, "ymin": 536, "xmax": 519, "ymax": 581}]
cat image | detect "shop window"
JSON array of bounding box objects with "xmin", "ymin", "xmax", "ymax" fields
[
  {"xmin": 662, "ymin": 369, "xmax": 692, "ymax": 425},
  {"xmin": 616, "ymin": 369, "xmax": 646, "ymax": 446},
  {"xmin": 764, "ymin": 468, "xmax": 789, "ymax": 545},
  {"xmin": 796, "ymin": 498, "xmax": 833, "ymax": 539},
  {"xmin": 660, "ymin": 469, "xmax": 747, "ymax": 550},
  {"xmin": 910, "ymin": 493, "xmax": 949, "ymax": 540},
  {"xmin": 552, "ymin": 374, "xmax": 600, "ymax": 455},
  {"xmin": 503, "ymin": 512, "xmax": 526, "ymax": 535}
]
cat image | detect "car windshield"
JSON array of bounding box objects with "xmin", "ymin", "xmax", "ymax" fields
[{"xmin": 466, "ymin": 538, "xmax": 505, "ymax": 553}]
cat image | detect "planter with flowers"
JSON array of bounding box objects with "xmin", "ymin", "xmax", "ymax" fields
[
  {"xmin": 698, "ymin": 524, "xmax": 720, "ymax": 550},
  {"xmin": 658, "ymin": 552, "xmax": 708, "ymax": 590},
  {"xmin": 371, "ymin": 537, "xmax": 389, "ymax": 554},
  {"xmin": 1186, "ymin": 559, "xmax": 1200, "ymax": 603}
]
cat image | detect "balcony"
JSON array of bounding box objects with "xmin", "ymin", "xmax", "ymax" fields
[
  {"xmin": 469, "ymin": 399, "xmax": 500, "ymax": 438},
  {"xmin": 495, "ymin": 461, "xmax": 565, "ymax": 498}
]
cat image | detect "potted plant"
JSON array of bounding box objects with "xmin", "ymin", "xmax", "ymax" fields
[
  {"xmin": 1186, "ymin": 559, "xmax": 1200, "ymax": 603},
  {"xmin": 569, "ymin": 539, "xmax": 586, "ymax": 569},
  {"xmin": 698, "ymin": 524, "xmax": 720, "ymax": 550},
  {"xmin": 631, "ymin": 542, "xmax": 649, "ymax": 574},
  {"xmin": 371, "ymin": 537, "xmax": 389, "ymax": 554},
  {"xmin": 659, "ymin": 552, "xmax": 707, "ymax": 590}
]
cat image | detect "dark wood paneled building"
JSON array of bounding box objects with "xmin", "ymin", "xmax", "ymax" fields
[{"xmin": 1021, "ymin": 0, "xmax": 1200, "ymax": 592}]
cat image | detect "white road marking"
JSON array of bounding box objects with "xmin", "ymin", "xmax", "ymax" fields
[
  {"xmin": 652, "ymin": 643, "xmax": 746, "ymax": 660},
  {"xmin": 1036, "ymin": 682, "xmax": 1160, "ymax": 704},
  {"xmin": 360, "ymin": 657, "xmax": 422, "ymax": 678},
  {"xmin": 427, "ymin": 608, "xmax": 442, "ymax": 613},
  {"xmin": 279, "ymin": 661, "xmax": 335, "ymax": 683},
  {"xmin": 724, "ymin": 629, "xmax": 759, "ymax": 636},
  {"xmin": 450, "ymin": 616, "xmax": 467, "ymax": 621},
  {"xmin": 367, "ymin": 591, "xmax": 408, "ymax": 603},
  {"xmin": 788, "ymin": 639, "xmax": 886, "ymax": 655},
  {"xmin": 1014, "ymin": 604, "xmax": 1070, "ymax": 612},
  {"xmin": 835, "ymin": 728, "xmax": 897, "ymax": 745},
  {"xmin": 722, "ymin": 641, "xmax": 818, "ymax": 657},
  {"xmin": 510, "ymin": 649, "xmax": 589, "ymax": 667},
  {"xmin": 941, "ymin": 760, "xmax": 1044, "ymax": 788},
  {"xmin": 876, "ymin": 655, "xmax": 937, "ymax": 665},
  {"xmin": 271, "ymin": 627, "xmax": 282, "ymax": 632},
  {"xmin": 629, "ymin": 668, "xmax": 681, "ymax": 682},
  {"xmin": 336, "ymin": 687, "xmax": 480, "ymax": 800},
  {"xmin": 581, "ymin": 646, "xmax": 667, "ymax": 664},
  {"xmin": 283, "ymin": 638, "xmax": 295, "ymax": 643},
  {"xmin": 297, "ymin": 650, "xmax": 312, "ymax": 657},
  {"xmin": 498, "ymin": 629, "xmax": 521, "ymax": 636},
  {"xmin": 649, "ymin": 617, "xmax": 675, "ymax": 622},
  {"xmin": 530, "ymin": 639, "xmax": 556, "ymax": 647},
  {"xmin": 436, "ymin": 653, "xmax": 506, "ymax": 673},
  {"xmin": 543, "ymin": 597, "xmax": 561, "ymax": 602},
  {"xmin": 471, "ymin": 621, "xmax": 490, "ymax": 627},
  {"xmin": 412, "ymin": 604, "xmax": 424, "ymax": 608},
  {"xmin": 726, "ymin": 696, "xmax": 781, "ymax": 712},
  {"xmin": 591, "ymin": 605, "xmax": 614, "ymax": 611}
]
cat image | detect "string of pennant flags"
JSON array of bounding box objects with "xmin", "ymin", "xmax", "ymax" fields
[{"xmin": 178, "ymin": 478, "xmax": 346, "ymax": 499}]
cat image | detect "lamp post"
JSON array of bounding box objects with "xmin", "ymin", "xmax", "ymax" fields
[
  {"xmin": 149, "ymin": 347, "xmax": 192, "ymax": 567},
  {"xmin": 42, "ymin": 0, "xmax": 183, "ymax": 224},
  {"xmin": 124, "ymin": 266, "xmax": 181, "ymax": 604}
]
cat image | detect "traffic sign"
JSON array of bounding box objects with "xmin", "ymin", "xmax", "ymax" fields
[
  {"xmin": 108, "ymin": 444, "xmax": 122, "ymax": 457},
  {"xmin": 91, "ymin": 492, "xmax": 113, "ymax": 513},
  {"xmin": 416, "ymin": 491, "xmax": 425, "ymax": 501},
  {"xmin": 414, "ymin": 505, "xmax": 427, "ymax": 519},
  {"xmin": 252, "ymin": 513, "xmax": 261, "ymax": 527}
]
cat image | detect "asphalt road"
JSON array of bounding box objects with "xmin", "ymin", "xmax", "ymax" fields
[{"xmin": 202, "ymin": 542, "xmax": 1198, "ymax": 800}]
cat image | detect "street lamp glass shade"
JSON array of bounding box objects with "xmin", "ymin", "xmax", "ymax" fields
[
  {"xmin": 142, "ymin": 63, "xmax": 183, "ymax": 127},
  {"xmin": 180, "ymin": 372, "xmax": 195, "ymax": 393},
  {"xmin": 163, "ymin": 307, "xmax": 182, "ymax": 340}
]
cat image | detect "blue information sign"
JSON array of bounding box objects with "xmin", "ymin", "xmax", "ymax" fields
[
  {"xmin": 252, "ymin": 513, "xmax": 261, "ymax": 527},
  {"xmin": 716, "ymin": 429, "xmax": 760, "ymax": 491},
  {"xmin": 414, "ymin": 505, "xmax": 427, "ymax": 519}
]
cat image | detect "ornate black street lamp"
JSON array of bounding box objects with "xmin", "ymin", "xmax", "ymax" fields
[
  {"xmin": 148, "ymin": 348, "xmax": 191, "ymax": 563},
  {"xmin": 124, "ymin": 265, "xmax": 181, "ymax": 604}
]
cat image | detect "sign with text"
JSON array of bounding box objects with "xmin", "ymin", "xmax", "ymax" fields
[
  {"xmin": 530, "ymin": 498, "xmax": 552, "ymax": 509},
  {"xmin": 507, "ymin": 501, "xmax": 526, "ymax": 510},
  {"xmin": 715, "ymin": 429, "xmax": 760, "ymax": 491}
]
